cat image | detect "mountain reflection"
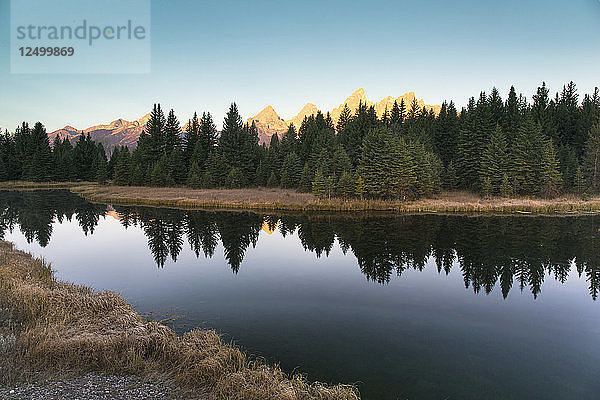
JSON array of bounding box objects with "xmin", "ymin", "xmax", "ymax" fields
[{"xmin": 1, "ymin": 190, "xmax": 599, "ymax": 300}]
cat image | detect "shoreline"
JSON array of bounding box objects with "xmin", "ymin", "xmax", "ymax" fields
[
  {"xmin": 0, "ymin": 241, "xmax": 359, "ymax": 400},
  {"xmin": 1, "ymin": 181, "xmax": 600, "ymax": 215}
]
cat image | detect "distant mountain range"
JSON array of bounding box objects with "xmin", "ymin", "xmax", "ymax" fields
[
  {"xmin": 49, "ymin": 114, "xmax": 151, "ymax": 150},
  {"xmin": 246, "ymin": 88, "xmax": 441, "ymax": 144},
  {"xmin": 49, "ymin": 88, "xmax": 440, "ymax": 149}
]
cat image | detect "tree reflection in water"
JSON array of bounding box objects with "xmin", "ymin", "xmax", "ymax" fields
[{"xmin": 1, "ymin": 190, "xmax": 599, "ymax": 300}]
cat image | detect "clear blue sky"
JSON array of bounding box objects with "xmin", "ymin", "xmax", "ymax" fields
[{"xmin": 1, "ymin": 0, "xmax": 599, "ymax": 132}]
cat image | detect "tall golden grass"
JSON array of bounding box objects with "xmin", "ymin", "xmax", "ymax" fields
[
  {"xmin": 1, "ymin": 181, "xmax": 599, "ymax": 214},
  {"xmin": 71, "ymin": 184, "xmax": 600, "ymax": 215},
  {"xmin": 0, "ymin": 242, "xmax": 359, "ymax": 399},
  {"xmin": 0, "ymin": 181, "xmax": 89, "ymax": 190}
]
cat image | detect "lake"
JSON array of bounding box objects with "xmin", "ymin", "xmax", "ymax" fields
[{"xmin": 1, "ymin": 190, "xmax": 598, "ymax": 399}]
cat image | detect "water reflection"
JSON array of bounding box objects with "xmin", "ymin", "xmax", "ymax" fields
[
  {"xmin": 1, "ymin": 190, "xmax": 599, "ymax": 300},
  {"xmin": 0, "ymin": 190, "xmax": 106, "ymax": 246}
]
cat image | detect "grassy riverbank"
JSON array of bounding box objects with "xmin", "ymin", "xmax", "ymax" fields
[
  {"xmin": 1, "ymin": 181, "xmax": 600, "ymax": 214},
  {"xmin": 0, "ymin": 241, "xmax": 359, "ymax": 400},
  {"xmin": 72, "ymin": 184, "xmax": 600, "ymax": 214},
  {"xmin": 0, "ymin": 181, "xmax": 85, "ymax": 190}
]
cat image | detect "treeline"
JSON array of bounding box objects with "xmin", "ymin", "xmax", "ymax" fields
[
  {"xmin": 0, "ymin": 122, "xmax": 108, "ymax": 183},
  {"xmin": 107, "ymin": 101, "xmax": 443, "ymax": 199},
  {"xmin": 1, "ymin": 81, "xmax": 600, "ymax": 199}
]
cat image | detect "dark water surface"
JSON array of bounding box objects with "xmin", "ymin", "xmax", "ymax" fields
[{"xmin": 1, "ymin": 190, "xmax": 599, "ymax": 399}]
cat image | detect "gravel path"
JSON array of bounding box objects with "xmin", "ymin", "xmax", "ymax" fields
[{"xmin": 0, "ymin": 373, "xmax": 198, "ymax": 400}]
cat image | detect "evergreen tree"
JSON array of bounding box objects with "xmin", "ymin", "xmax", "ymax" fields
[
  {"xmin": 532, "ymin": 82, "xmax": 557, "ymax": 144},
  {"xmin": 511, "ymin": 116, "xmax": 539, "ymax": 194},
  {"xmin": 299, "ymin": 162, "xmax": 312, "ymax": 192},
  {"xmin": 434, "ymin": 101, "xmax": 460, "ymax": 166},
  {"xmin": 325, "ymin": 112, "xmax": 335, "ymax": 131},
  {"xmin": 313, "ymin": 147, "xmax": 332, "ymax": 177},
  {"xmin": 280, "ymin": 152, "xmax": 301, "ymax": 188},
  {"xmin": 205, "ymin": 152, "xmax": 228, "ymax": 188},
  {"xmin": 1, "ymin": 130, "xmax": 19, "ymax": 180},
  {"xmin": 114, "ymin": 148, "xmax": 131, "ymax": 186},
  {"xmin": 150, "ymin": 162, "xmax": 166, "ymax": 187},
  {"xmin": 183, "ymin": 112, "xmax": 200, "ymax": 166},
  {"xmin": 500, "ymin": 173, "xmax": 512, "ymax": 197},
  {"xmin": 13, "ymin": 122, "xmax": 32, "ymax": 179},
  {"xmin": 573, "ymin": 166, "xmax": 586, "ymax": 196},
  {"xmin": 355, "ymin": 175, "xmax": 366, "ymax": 200},
  {"xmin": 169, "ymin": 148, "xmax": 187, "ymax": 184},
  {"xmin": 108, "ymin": 146, "xmax": 123, "ymax": 179},
  {"xmin": 281, "ymin": 123, "xmax": 299, "ymax": 155},
  {"xmin": 298, "ymin": 111, "xmax": 336, "ymax": 169},
  {"xmin": 358, "ymin": 126, "xmax": 420, "ymax": 199},
  {"xmin": 217, "ymin": 104, "xmax": 259, "ymax": 184},
  {"xmin": 311, "ymin": 168, "xmax": 327, "ymax": 199},
  {"xmin": 482, "ymin": 177, "xmax": 493, "ymax": 198},
  {"xmin": 381, "ymin": 106, "xmax": 389, "ymax": 126},
  {"xmin": 337, "ymin": 171, "xmax": 355, "ymax": 198},
  {"xmin": 398, "ymin": 99, "xmax": 406, "ymax": 125},
  {"xmin": 408, "ymin": 98, "xmax": 421, "ymax": 121},
  {"xmin": 219, "ymin": 103, "xmax": 244, "ymax": 165},
  {"xmin": 324, "ymin": 174, "xmax": 335, "ymax": 199},
  {"xmin": 540, "ymin": 139, "xmax": 562, "ymax": 197},
  {"xmin": 139, "ymin": 104, "xmax": 167, "ymax": 164},
  {"xmin": 512, "ymin": 115, "xmax": 562, "ymax": 196},
  {"xmin": 52, "ymin": 136, "xmax": 75, "ymax": 181},
  {"xmin": 488, "ymin": 87, "xmax": 504, "ymax": 125},
  {"xmin": 457, "ymin": 95, "xmax": 494, "ymax": 190},
  {"xmin": 336, "ymin": 104, "xmax": 352, "ymax": 135},
  {"xmin": 264, "ymin": 134, "xmax": 282, "ymax": 184},
  {"xmin": 254, "ymin": 159, "xmax": 269, "ymax": 187},
  {"xmin": 556, "ymin": 82, "xmax": 583, "ymax": 157},
  {"xmin": 581, "ymin": 88, "xmax": 600, "ymax": 136},
  {"xmin": 456, "ymin": 99, "xmax": 478, "ymax": 188},
  {"xmin": 196, "ymin": 112, "xmax": 217, "ymax": 170},
  {"xmin": 443, "ymin": 160, "xmax": 458, "ymax": 190},
  {"xmin": 145, "ymin": 165, "xmax": 153, "ymax": 184},
  {"xmin": 331, "ymin": 146, "xmax": 352, "ymax": 177},
  {"xmin": 27, "ymin": 122, "xmax": 54, "ymax": 182},
  {"xmin": 164, "ymin": 109, "xmax": 181, "ymax": 154},
  {"xmin": 340, "ymin": 102, "xmax": 376, "ymax": 167},
  {"xmin": 584, "ymin": 123, "xmax": 600, "ymax": 192},
  {"xmin": 95, "ymin": 143, "xmax": 107, "ymax": 176},
  {"xmin": 0, "ymin": 132, "xmax": 9, "ymax": 181},
  {"xmin": 226, "ymin": 167, "xmax": 244, "ymax": 189},
  {"xmin": 0, "ymin": 157, "xmax": 6, "ymax": 181},
  {"xmin": 390, "ymin": 100, "xmax": 401, "ymax": 133},
  {"xmin": 200, "ymin": 170, "xmax": 212, "ymax": 188},
  {"xmin": 150, "ymin": 156, "xmax": 173, "ymax": 187},
  {"xmin": 96, "ymin": 156, "xmax": 107, "ymax": 185},
  {"xmin": 73, "ymin": 133, "xmax": 100, "ymax": 181},
  {"xmin": 269, "ymin": 132, "xmax": 280, "ymax": 149},
  {"xmin": 504, "ymin": 86, "xmax": 522, "ymax": 145},
  {"xmin": 560, "ymin": 146, "xmax": 579, "ymax": 189},
  {"xmin": 416, "ymin": 146, "xmax": 440, "ymax": 197},
  {"xmin": 130, "ymin": 163, "xmax": 145, "ymax": 186},
  {"xmin": 243, "ymin": 122, "xmax": 261, "ymax": 184},
  {"xmin": 186, "ymin": 162, "xmax": 202, "ymax": 189},
  {"xmin": 480, "ymin": 125, "xmax": 508, "ymax": 193},
  {"xmin": 266, "ymin": 171, "xmax": 278, "ymax": 187}
]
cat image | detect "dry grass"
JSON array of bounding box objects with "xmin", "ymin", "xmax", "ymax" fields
[
  {"xmin": 0, "ymin": 181, "xmax": 91, "ymax": 190},
  {"xmin": 69, "ymin": 184, "xmax": 600, "ymax": 215},
  {"xmin": 0, "ymin": 241, "xmax": 359, "ymax": 399},
  {"xmin": 1, "ymin": 180, "xmax": 599, "ymax": 214}
]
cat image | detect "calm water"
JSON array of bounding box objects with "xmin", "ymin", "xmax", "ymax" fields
[{"xmin": 1, "ymin": 190, "xmax": 599, "ymax": 399}]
